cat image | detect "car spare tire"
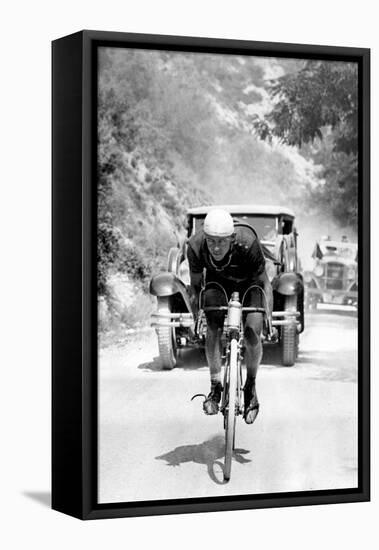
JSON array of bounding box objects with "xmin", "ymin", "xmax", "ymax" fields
[{"xmin": 281, "ymin": 294, "xmax": 299, "ymax": 367}]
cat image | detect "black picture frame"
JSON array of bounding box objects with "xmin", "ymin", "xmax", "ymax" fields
[{"xmin": 52, "ymin": 30, "xmax": 370, "ymax": 520}]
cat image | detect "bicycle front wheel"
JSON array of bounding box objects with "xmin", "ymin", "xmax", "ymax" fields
[{"xmin": 224, "ymin": 337, "xmax": 238, "ymax": 482}]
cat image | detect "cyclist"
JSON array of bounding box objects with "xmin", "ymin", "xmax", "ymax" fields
[{"xmin": 187, "ymin": 208, "xmax": 273, "ymax": 425}]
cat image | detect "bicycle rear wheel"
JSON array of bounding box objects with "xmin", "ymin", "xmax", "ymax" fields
[{"xmin": 224, "ymin": 337, "xmax": 238, "ymax": 482}]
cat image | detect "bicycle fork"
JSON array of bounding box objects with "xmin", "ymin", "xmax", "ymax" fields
[{"xmin": 221, "ymin": 337, "xmax": 244, "ymax": 419}]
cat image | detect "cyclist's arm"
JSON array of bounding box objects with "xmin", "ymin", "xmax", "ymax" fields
[
  {"xmin": 246, "ymin": 238, "xmax": 273, "ymax": 314},
  {"xmin": 189, "ymin": 272, "xmax": 202, "ymax": 316},
  {"xmin": 187, "ymin": 243, "xmax": 203, "ymax": 317}
]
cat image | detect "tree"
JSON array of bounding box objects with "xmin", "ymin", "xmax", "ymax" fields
[
  {"xmin": 252, "ymin": 61, "xmax": 358, "ymax": 229},
  {"xmin": 253, "ymin": 61, "xmax": 357, "ymax": 153}
]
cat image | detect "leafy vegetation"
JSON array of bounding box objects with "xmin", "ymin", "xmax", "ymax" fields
[
  {"xmin": 252, "ymin": 60, "xmax": 358, "ymax": 226},
  {"xmin": 98, "ymin": 50, "xmax": 358, "ymax": 333}
]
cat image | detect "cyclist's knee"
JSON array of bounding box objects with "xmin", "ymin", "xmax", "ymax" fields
[
  {"xmin": 244, "ymin": 325, "xmax": 261, "ymax": 347},
  {"xmin": 244, "ymin": 312, "xmax": 262, "ymax": 347},
  {"xmin": 244, "ymin": 313, "xmax": 262, "ymax": 338}
]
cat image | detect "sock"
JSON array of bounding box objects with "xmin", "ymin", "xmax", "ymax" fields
[
  {"xmin": 210, "ymin": 374, "xmax": 222, "ymax": 388},
  {"xmin": 244, "ymin": 377, "xmax": 256, "ymax": 390}
]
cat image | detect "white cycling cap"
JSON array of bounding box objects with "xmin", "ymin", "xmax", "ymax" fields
[{"xmin": 203, "ymin": 209, "xmax": 234, "ymax": 237}]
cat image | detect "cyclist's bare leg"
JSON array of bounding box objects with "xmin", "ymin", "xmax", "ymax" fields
[
  {"xmin": 202, "ymin": 286, "xmax": 226, "ymax": 414},
  {"xmin": 203, "ymin": 286, "xmax": 227, "ymax": 387},
  {"xmin": 244, "ymin": 312, "xmax": 263, "ymax": 378},
  {"xmin": 202, "ymin": 320, "xmax": 224, "ymax": 414},
  {"xmin": 243, "ymin": 312, "xmax": 263, "ymax": 424},
  {"xmin": 205, "ymin": 322, "xmax": 223, "ymax": 386}
]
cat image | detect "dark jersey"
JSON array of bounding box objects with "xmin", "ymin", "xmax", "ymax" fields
[{"xmin": 187, "ymin": 225, "xmax": 266, "ymax": 288}]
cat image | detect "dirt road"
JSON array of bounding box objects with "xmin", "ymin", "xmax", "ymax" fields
[{"xmin": 98, "ymin": 310, "xmax": 358, "ymax": 503}]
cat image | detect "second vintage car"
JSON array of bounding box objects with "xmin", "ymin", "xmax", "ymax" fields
[
  {"xmin": 304, "ymin": 237, "xmax": 358, "ymax": 309},
  {"xmin": 150, "ymin": 205, "xmax": 304, "ymax": 369}
]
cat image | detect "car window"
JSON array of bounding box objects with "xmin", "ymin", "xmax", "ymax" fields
[
  {"xmin": 281, "ymin": 218, "xmax": 293, "ymax": 235},
  {"xmin": 236, "ymin": 216, "xmax": 277, "ymax": 240},
  {"xmin": 191, "ymin": 214, "xmax": 277, "ymax": 241},
  {"xmin": 321, "ymin": 244, "xmax": 357, "ymax": 259}
]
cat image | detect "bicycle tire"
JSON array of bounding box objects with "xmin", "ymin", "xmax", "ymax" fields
[{"xmin": 224, "ymin": 337, "xmax": 238, "ymax": 482}]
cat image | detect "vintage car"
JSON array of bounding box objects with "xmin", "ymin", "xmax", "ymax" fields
[
  {"xmin": 150, "ymin": 205, "xmax": 304, "ymax": 369},
  {"xmin": 304, "ymin": 238, "xmax": 358, "ymax": 309}
]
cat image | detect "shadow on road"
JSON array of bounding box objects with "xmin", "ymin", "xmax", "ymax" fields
[
  {"xmin": 138, "ymin": 356, "xmax": 164, "ymax": 372},
  {"xmin": 139, "ymin": 346, "xmax": 286, "ymax": 371},
  {"xmin": 138, "ymin": 348, "xmax": 207, "ymax": 372},
  {"xmin": 178, "ymin": 348, "xmax": 207, "ymax": 370},
  {"xmin": 138, "ymin": 344, "xmax": 285, "ymax": 372},
  {"xmin": 155, "ymin": 435, "xmax": 251, "ymax": 484},
  {"xmin": 261, "ymin": 344, "xmax": 283, "ymax": 366}
]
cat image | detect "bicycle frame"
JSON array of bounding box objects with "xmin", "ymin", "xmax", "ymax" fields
[
  {"xmin": 203, "ymin": 290, "xmax": 266, "ymax": 481},
  {"xmin": 221, "ymin": 338, "xmax": 244, "ymax": 418}
]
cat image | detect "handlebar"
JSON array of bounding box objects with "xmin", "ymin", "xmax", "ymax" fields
[{"xmin": 203, "ymin": 306, "xmax": 266, "ymax": 314}]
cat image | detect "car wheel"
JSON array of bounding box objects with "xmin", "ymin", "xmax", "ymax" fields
[{"xmin": 156, "ymin": 296, "xmax": 177, "ymax": 370}]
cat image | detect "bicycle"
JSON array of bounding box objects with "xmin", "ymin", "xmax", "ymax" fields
[{"xmin": 192, "ymin": 286, "xmax": 269, "ymax": 482}]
